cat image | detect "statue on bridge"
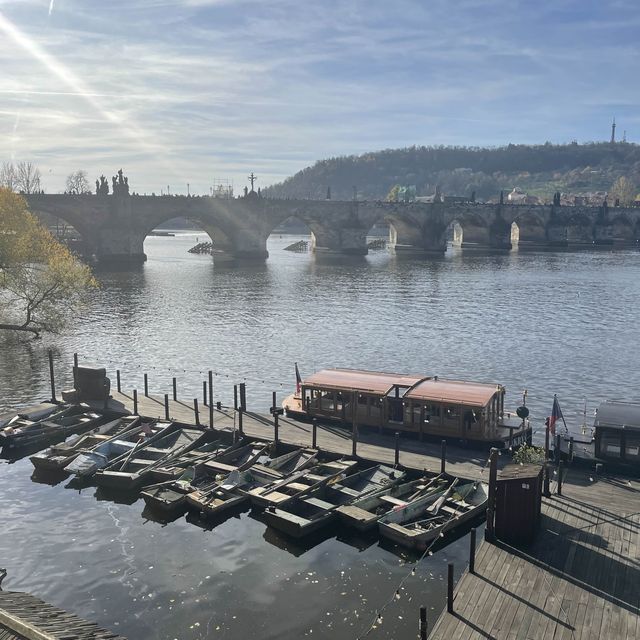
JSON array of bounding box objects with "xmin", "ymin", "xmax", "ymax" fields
[
  {"xmin": 95, "ymin": 175, "xmax": 109, "ymax": 195},
  {"xmin": 111, "ymin": 169, "xmax": 130, "ymax": 196}
]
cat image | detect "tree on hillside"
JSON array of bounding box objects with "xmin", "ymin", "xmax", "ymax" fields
[
  {"xmin": 0, "ymin": 189, "xmax": 97, "ymax": 338},
  {"xmin": 609, "ymin": 176, "xmax": 637, "ymax": 205},
  {"xmin": 0, "ymin": 162, "xmax": 17, "ymax": 191},
  {"xmin": 14, "ymin": 161, "xmax": 42, "ymax": 194},
  {"xmin": 65, "ymin": 170, "xmax": 91, "ymax": 195}
]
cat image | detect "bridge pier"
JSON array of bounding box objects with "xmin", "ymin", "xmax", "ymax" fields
[{"xmin": 311, "ymin": 227, "xmax": 368, "ymax": 256}]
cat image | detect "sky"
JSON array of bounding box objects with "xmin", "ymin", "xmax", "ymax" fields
[{"xmin": 0, "ymin": 0, "xmax": 638, "ymax": 195}]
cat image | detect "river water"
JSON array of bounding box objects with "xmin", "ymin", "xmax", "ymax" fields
[{"xmin": 1, "ymin": 234, "xmax": 639, "ymax": 639}]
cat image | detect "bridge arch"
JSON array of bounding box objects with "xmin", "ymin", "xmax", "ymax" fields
[{"xmin": 510, "ymin": 210, "xmax": 547, "ymax": 250}]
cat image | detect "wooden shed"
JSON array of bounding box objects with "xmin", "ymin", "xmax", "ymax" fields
[{"xmin": 494, "ymin": 463, "xmax": 543, "ymax": 545}]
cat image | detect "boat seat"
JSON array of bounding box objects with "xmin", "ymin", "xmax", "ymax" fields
[
  {"xmin": 379, "ymin": 495, "xmax": 408, "ymax": 506},
  {"xmin": 204, "ymin": 461, "xmax": 237, "ymax": 473},
  {"xmin": 304, "ymin": 474, "xmax": 326, "ymax": 482},
  {"xmin": 335, "ymin": 486, "xmax": 360, "ymax": 497},
  {"xmin": 303, "ymin": 497, "xmax": 335, "ymax": 510},
  {"xmin": 285, "ymin": 482, "xmax": 310, "ymax": 492}
]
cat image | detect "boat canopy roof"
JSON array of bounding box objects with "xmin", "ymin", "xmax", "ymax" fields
[
  {"xmin": 302, "ymin": 369, "xmax": 426, "ymax": 395},
  {"xmin": 594, "ymin": 401, "xmax": 640, "ymax": 431},
  {"xmin": 405, "ymin": 379, "xmax": 501, "ymax": 407}
]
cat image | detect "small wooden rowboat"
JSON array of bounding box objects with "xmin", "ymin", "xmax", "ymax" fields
[
  {"xmin": 0, "ymin": 405, "xmax": 103, "ymax": 451},
  {"xmin": 141, "ymin": 440, "xmax": 272, "ymax": 514},
  {"xmin": 378, "ymin": 481, "xmax": 488, "ymax": 550},
  {"xmin": 185, "ymin": 448, "xmax": 318, "ymax": 518},
  {"xmin": 93, "ymin": 426, "xmax": 215, "ymax": 491},
  {"xmin": 262, "ymin": 465, "xmax": 404, "ymax": 538},
  {"xmin": 248, "ymin": 458, "xmax": 358, "ymax": 509},
  {"xmin": 30, "ymin": 416, "xmax": 141, "ymax": 471},
  {"xmin": 335, "ymin": 475, "xmax": 448, "ymax": 532},
  {"xmin": 64, "ymin": 420, "xmax": 172, "ymax": 477}
]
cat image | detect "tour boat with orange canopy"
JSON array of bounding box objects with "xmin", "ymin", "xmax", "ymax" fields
[{"xmin": 283, "ymin": 367, "xmax": 531, "ymax": 448}]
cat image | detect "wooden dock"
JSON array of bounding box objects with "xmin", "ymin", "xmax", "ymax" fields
[
  {"xmin": 0, "ymin": 591, "xmax": 126, "ymax": 640},
  {"xmin": 104, "ymin": 390, "xmax": 502, "ymax": 480},
  {"xmin": 429, "ymin": 463, "xmax": 640, "ymax": 639}
]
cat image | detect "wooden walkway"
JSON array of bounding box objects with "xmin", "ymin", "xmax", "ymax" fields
[
  {"xmin": 430, "ymin": 464, "xmax": 640, "ymax": 639},
  {"xmin": 0, "ymin": 591, "xmax": 126, "ymax": 640},
  {"xmin": 105, "ymin": 391, "xmax": 502, "ymax": 480}
]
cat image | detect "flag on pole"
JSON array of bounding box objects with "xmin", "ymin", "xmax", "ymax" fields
[
  {"xmin": 548, "ymin": 395, "xmax": 564, "ymax": 436},
  {"xmin": 295, "ymin": 362, "xmax": 302, "ymax": 394}
]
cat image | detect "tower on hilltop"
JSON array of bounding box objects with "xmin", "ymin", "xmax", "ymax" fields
[{"xmin": 611, "ymin": 117, "xmax": 616, "ymax": 144}]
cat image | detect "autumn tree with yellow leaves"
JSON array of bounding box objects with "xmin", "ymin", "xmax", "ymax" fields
[{"xmin": 0, "ymin": 188, "xmax": 97, "ymax": 338}]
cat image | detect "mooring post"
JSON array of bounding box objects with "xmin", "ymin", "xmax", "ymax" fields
[
  {"xmin": 164, "ymin": 394, "xmax": 170, "ymax": 420},
  {"xmin": 469, "ymin": 528, "xmax": 477, "ymax": 574},
  {"xmin": 208, "ymin": 370, "xmax": 214, "ymax": 428},
  {"xmin": 544, "ymin": 421, "xmax": 551, "ymax": 497},
  {"xmin": 441, "ymin": 439, "xmax": 447, "ymax": 474},
  {"xmin": 485, "ymin": 447, "xmax": 499, "ymax": 542},
  {"xmin": 116, "ymin": 369, "xmax": 121, "ymax": 393},
  {"xmin": 394, "ymin": 431, "xmax": 400, "ymax": 467},
  {"xmin": 233, "ymin": 385, "xmax": 238, "ymax": 410},
  {"xmin": 193, "ymin": 398, "xmax": 200, "ymax": 426},
  {"xmin": 172, "ymin": 377, "xmax": 177, "ymax": 402},
  {"xmin": 557, "ymin": 461, "xmax": 563, "ymax": 496},
  {"xmin": 351, "ymin": 390, "xmax": 358, "ymax": 457},
  {"xmin": 274, "ymin": 410, "xmax": 279, "ymax": 445},
  {"xmin": 144, "ymin": 373, "xmax": 149, "ymax": 397},
  {"xmin": 73, "ymin": 352, "xmax": 78, "ymax": 369},
  {"xmin": 239, "ymin": 383, "xmax": 247, "ymax": 411},
  {"xmin": 48, "ymin": 350, "xmax": 56, "ymax": 403},
  {"xmin": 447, "ymin": 563, "xmax": 454, "ymax": 613},
  {"xmin": 272, "ymin": 391, "xmax": 277, "ymax": 414},
  {"xmin": 569, "ymin": 437, "xmax": 574, "ymax": 462},
  {"xmin": 419, "ymin": 606, "xmax": 427, "ymax": 640},
  {"xmin": 312, "ymin": 418, "xmax": 318, "ymax": 449},
  {"xmin": 203, "ymin": 381, "xmax": 207, "ymax": 406},
  {"xmin": 133, "ymin": 389, "xmax": 138, "ymax": 415},
  {"xmin": 238, "ymin": 407, "xmax": 244, "ymax": 437},
  {"xmin": 73, "ymin": 352, "xmax": 79, "ymax": 388}
]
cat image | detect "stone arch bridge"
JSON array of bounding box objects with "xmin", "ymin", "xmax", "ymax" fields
[{"xmin": 24, "ymin": 193, "xmax": 640, "ymax": 264}]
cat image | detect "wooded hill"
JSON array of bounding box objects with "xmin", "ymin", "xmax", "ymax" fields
[{"xmin": 263, "ymin": 142, "xmax": 640, "ymax": 202}]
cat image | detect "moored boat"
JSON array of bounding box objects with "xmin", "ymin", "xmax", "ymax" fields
[
  {"xmin": 262, "ymin": 464, "xmax": 404, "ymax": 538},
  {"xmin": 0, "ymin": 405, "xmax": 104, "ymax": 451},
  {"xmin": 92, "ymin": 425, "xmax": 214, "ymax": 491},
  {"xmin": 186, "ymin": 448, "xmax": 318, "ymax": 518},
  {"xmin": 30, "ymin": 416, "xmax": 141, "ymax": 472},
  {"xmin": 248, "ymin": 458, "xmax": 358, "ymax": 509},
  {"xmin": 378, "ymin": 481, "xmax": 488, "ymax": 550},
  {"xmin": 335, "ymin": 475, "xmax": 448, "ymax": 532},
  {"xmin": 141, "ymin": 440, "xmax": 273, "ymax": 514},
  {"xmin": 283, "ymin": 368, "xmax": 531, "ymax": 447}
]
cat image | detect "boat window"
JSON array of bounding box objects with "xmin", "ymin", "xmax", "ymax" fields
[
  {"xmin": 336, "ymin": 392, "xmax": 343, "ymax": 412},
  {"xmin": 600, "ymin": 431, "xmax": 622, "ymax": 457},
  {"xmin": 444, "ymin": 405, "xmax": 459, "ymax": 419},
  {"xmin": 358, "ymin": 394, "xmax": 368, "ymax": 405},
  {"xmin": 412, "ymin": 403, "xmax": 422, "ymax": 424},
  {"xmin": 625, "ymin": 433, "xmax": 640, "ymax": 460},
  {"xmin": 319, "ymin": 390, "xmax": 335, "ymax": 412}
]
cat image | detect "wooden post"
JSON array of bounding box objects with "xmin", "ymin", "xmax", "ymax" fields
[
  {"xmin": 116, "ymin": 369, "xmax": 121, "ymax": 393},
  {"xmin": 73, "ymin": 352, "xmax": 78, "ymax": 388},
  {"xmin": 172, "ymin": 377, "xmax": 177, "ymax": 401},
  {"xmin": 441, "ymin": 439, "xmax": 447, "ymax": 474},
  {"xmin": 73, "ymin": 352, "xmax": 78, "ymax": 368},
  {"xmin": 447, "ymin": 563, "xmax": 454, "ymax": 613},
  {"xmin": 485, "ymin": 447, "xmax": 499, "ymax": 542},
  {"xmin": 193, "ymin": 398, "xmax": 200, "ymax": 426},
  {"xmin": 469, "ymin": 528, "xmax": 477, "ymax": 574},
  {"xmin": 238, "ymin": 407, "xmax": 244, "ymax": 436},
  {"xmin": 203, "ymin": 381, "xmax": 207, "ymax": 406},
  {"xmin": 144, "ymin": 373, "xmax": 149, "ymax": 397},
  {"xmin": 351, "ymin": 390, "xmax": 358, "ymax": 457},
  {"xmin": 419, "ymin": 606, "xmax": 427, "ymax": 640},
  {"xmin": 164, "ymin": 394, "xmax": 170, "ymax": 420},
  {"xmin": 208, "ymin": 370, "xmax": 214, "ymax": 429},
  {"xmin": 48, "ymin": 350, "xmax": 56, "ymax": 403},
  {"xmin": 394, "ymin": 431, "xmax": 400, "ymax": 467},
  {"xmin": 133, "ymin": 389, "xmax": 138, "ymax": 415},
  {"xmin": 569, "ymin": 437, "xmax": 574, "ymax": 462},
  {"xmin": 312, "ymin": 418, "xmax": 317, "ymax": 449},
  {"xmin": 557, "ymin": 461, "xmax": 563, "ymax": 496},
  {"xmin": 233, "ymin": 385, "xmax": 238, "ymax": 410},
  {"xmin": 274, "ymin": 410, "xmax": 279, "ymax": 445},
  {"xmin": 240, "ymin": 383, "xmax": 247, "ymax": 411},
  {"xmin": 272, "ymin": 391, "xmax": 277, "ymax": 414},
  {"xmin": 543, "ymin": 422, "xmax": 551, "ymax": 497}
]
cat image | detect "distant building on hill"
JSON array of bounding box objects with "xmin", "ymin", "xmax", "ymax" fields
[{"xmin": 507, "ymin": 187, "xmax": 540, "ymax": 204}]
